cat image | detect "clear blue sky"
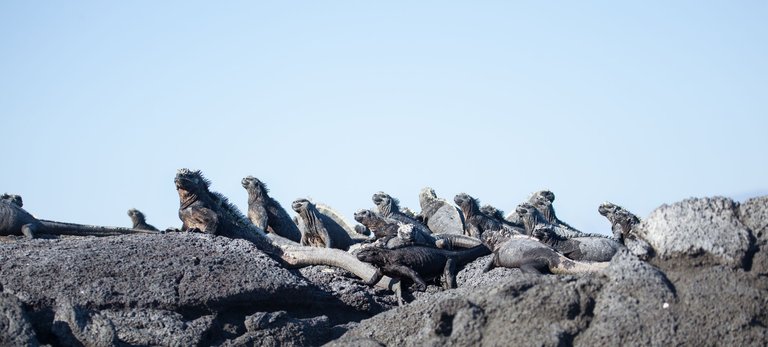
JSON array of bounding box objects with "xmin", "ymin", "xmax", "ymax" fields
[{"xmin": 2, "ymin": 2, "xmax": 766, "ymax": 234}]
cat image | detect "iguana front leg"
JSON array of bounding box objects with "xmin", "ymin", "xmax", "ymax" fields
[
  {"xmin": 365, "ymin": 268, "xmax": 384, "ymax": 286},
  {"xmin": 384, "ymin": 265, "xmax": 428, "ymax": 292},
  {"xmin": 483, "ymin": 254, "xmax": 497, "ymax": 273},
  {"xmin": 443, "ymin": 258, "xmax": 457, "ymax": 289}
]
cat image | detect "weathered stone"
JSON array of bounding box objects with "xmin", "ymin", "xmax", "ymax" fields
[
  {"xmin": 636, "ymin": 197, "xmax": 751, "ymax": 268},
  {"xmin": 739, "ymin": 195, "xmax": 768, "ymax": 275},
  {"xmin": 220, "ymin": 311, "xmax": 331, "ymax": 346},
  {"xmin": 101, "ymin": 309, "xmax": 215, "ymax": 346},
  {"xmin": 0, "ymin": 292, "xmax": 40, "ymax": 347},
  {"xmin": 575, "ymin": 249, "xmax": 677, "ymax": 346},
  {"xmin": 0, "ymin": 233, "xmax": 311, "ymax": 313}
]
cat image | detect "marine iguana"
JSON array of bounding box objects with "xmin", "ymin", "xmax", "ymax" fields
[
  {"xmin": 0, "ymin": 199, "xmax": 160, "ymax": 239},
  {"xmin": 480, "ymin": 204, "xmax": 524, "ymax": 229},
  {"xmin": 127, "ymin": 208, "xmax": 158, "ymax": 231},
  {"xmin": 292, "ymin": 198, "xmax": 354, "ymax": 250},
  {"xmin": 372, "ymin": 192, "xmax": 432, "ymax": 234},
  {"xmin": 598, "ymin": 202, "xmax": 654, "ymax": 260},
  {"xmin": 172, "ymin": 168, "xmax": 267, "ymax": 244},
  {"xmin": 416, "ymin": 187, "xmax": 465, "ymax": 235},
  {"xmin": 453, "ymin": 193, "xmax": 524, "ymax": 238},
  {"xmin": 0, "ymin": 193, "xmax": 23, "ymax": 207},
  {"xmin": 481, "ymin": 229, "xmax": 609, "ymax": 274},
  {"xmin": 242, "ymin": 176, "xmax": 302, "ymax": 242},
  {"xmin": 529, "ymin": 190, "xmax": 583, "ymax": 234},
  {"xmin": 517, "ymin": 203, "xmax": 621, "ymax": 262},
  {"xmin": 353, "ymin": 209, "xmax": 479, "ymax": 250},
  {"xmin": 356, "ymin": 244, "xmax": 490, "ymax": 292}
]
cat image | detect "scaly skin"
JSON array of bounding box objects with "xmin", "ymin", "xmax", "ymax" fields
[
  {"xmin": 356, "ymin": 245, "xmax": 490, "ymax": 292},
  {"xmin": 1, "ymin": 200, "xmax": 160, "ymax": 239},
  {"xmin": 517, "ymin": 203, "xmax": 622, "ymax": 262},
  {"xmin": 173, "ymin": 169, "xmax": 268, "ymax": 245},
  {"xmin": 598, "ymin": 202, "xmax": 653, "ymax": 260},
  {"xmin": 481, "ymin": 229, "xmax": 609, "ymax": 274},
  {"xmin": 416, "ymin": 187, "xmax": 465, "ymax": 235},
  {"xmin": 292, "ymin": 199, "xmax": 354, "ymax": 250},
  {"xmin": 354, "ymin": 209, "xmax": 438, "ymax": 249},
  {"xmin": 454, "ymin": 193, "xmax": 524, "ymax": 238},
  {"xmin": 372, "ymin": 192, "xmax": 432, "ymax": 235},
  {"xmin": 0, "ymin": 193, "xmax": 23, "ymax": 207},
  {"xmin": 127, "ymin": 208, "xmax": 158, "ymax": 231},
  {"xmin": 242, "ymin": 176, "xmax": 302, "ymax": 242}
]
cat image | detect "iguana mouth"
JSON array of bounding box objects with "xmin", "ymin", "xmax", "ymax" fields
[
  {"xmin": 597, "ymin": 203, "xmax": 614, "ymax": 216},
  {"xmin": 516, "ymin": 204, "xmax": 532, "ymax": 215}
]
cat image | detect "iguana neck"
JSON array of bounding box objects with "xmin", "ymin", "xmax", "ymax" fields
[
  {"xmin": 299, "ymin": 205, "xmax": 322, "ymax": 232},
  {"xmin": 178, "ymin": 188, "xmax": 200, "ymax": 210}
]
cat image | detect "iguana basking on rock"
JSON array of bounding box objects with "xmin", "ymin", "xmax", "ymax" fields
[
  {"xmin": 0, "ymin": 199, "xmax": 160, "ymax": 239},
  {"xmin": 354, "ymin": 209, "xmax": 480, "ymax": 250},
  {"xmin": 528, "ymin": 190, "xmax": 584, "ymax": 234},
  {"xmin": 292, "ymin": 198, "xmax": 354, "ymax": 250},
  {"xmin": 242, "ymin": 176, "xmax": 302, "ymax": 242},
  {"xmin": 126, "ymin": 208, "xmax": 158, "ymax": 231},
  {"xmin": 172, "ymin": 168, "xmax": 267, "ymax": 244},
  {"xmin": 453, "ymin": 193, "xmax": 524, "ymax": 238},
  {"xmin": 598, "ymin": 202, "xmax": 654, "ymax": 260},
  {"xmin": 517, "ymin": 203, "xmax": 622, "ymax": 262},
  {"xmin": 372, "ymin": 192, "xmax": 432, "ymax": 234},
  {"xmin": 481, "ymin": 229, "xmax": 609, "ymax": 274},
  {"xmin": 480, "ymin": 204, "xmax": 524, "ymax": 229},
  {"xmin": 356, "ymin": 244, "xmax": 490, "ymax": 292},
  {"xmin": 0, "ymin": 193, "xmax": 23, "ymax": 207},
  {"xmin": 416, "ymin": 187, "xmax": 465, "ymax": 235}
]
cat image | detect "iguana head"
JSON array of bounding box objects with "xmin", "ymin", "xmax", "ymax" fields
[
  {"xmin": 480, "ymin": 204, "xmax": 505, "ymax": 220},
  {"xmin": 531, "ymin": 190, "xmax": 555, "ymax": 203},
  {"xmin": 356, "ymin": 247, "xmax": 387, "ymax": 265},
  {"xmin": 418, "ymin": 187, "xmax": 437, "ymax": 209},
  {"xmin": 291, "ymin": 198, "xmax": 312, "ymax": 213},
  {"xmin": 353, "ymin": 209, "xmax": 378, "ymax": 225},
  {"xmin": 241, "ymin": 176, "xmax": 268, "ymax": 199},
  {"xmin": 127, "ymin": 208, "xmax": 146, "ymax": 222},
  {"xmin": 599, "ymin": 202, "xmax": 640, "ymax": 235},
  {"xmin": 0, "ymin": 193, "xmax": 23, "ymax": 207},
  {"xmin": 174, "ymin": 168, "xmax": 211, "ymax": 194},
  {"xmin": 515, "ymin": 203, "xmax": 545, "ymax": 235},
  {"xmin": 598, "ymin": 202, "xmax": 620, "ymax": 217},
  {"xmin": 530, "ymin": 197, "xmax": 557, "ymax": 224},
  {"xmin": 453, "ymin": 193, "xmax": 479, "ymax": 215},
  {"xmin": 372, "ymin": 192, "xmax": 400, "ymax": 215}
]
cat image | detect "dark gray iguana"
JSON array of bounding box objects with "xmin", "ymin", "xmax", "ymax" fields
[
  {"xmin": 480, "ymin": 204, "xmax": 524, "ymax": 229},
  {"xmin": 598, "ymin": 202, "xmax": 654, "ymax": 260},
  {"xmin": 372, "ymin": 191, "xmax": 432, "ymax": 235},
  {"xmin": 172, "ymin": 168, "xmax": 269, "ymax": 247},
  {"xmin": 292, "ymin": 198, "xmax": 354, "ymax": 250},
  {"xmin": 242, "ymin": 176, "xmax": 302, "ymax": 242},
  {"xmin": 416, "ymin": 187, "xmax": 465, "ymax": 235},
  {"xmin": 481, "ymin": 229, "xmax": 609, "ymax": 274},
  {"xmin": 127, "ymin": 208, "xmax": 158, "ymax": 231},
  {"xmin": 356, "ymin": 244, "xmax": 490, "ymax": 292},
  {"xmin": 0, "ymin": 193, "xmax": 23, "ymax": 207},
  {"xmin": 453, "ymin": 193, "xmax": 525, "ymax": 238},
  {"xmin": 517, "ymin": 203, "xmax": 622, "ymax": 262},
  {"xmin": 353, "ymin": 209, "xmax": 481, "ymax": 250},
  {"xmin": 0, "ymin": 199, "xmax": 160, "ymax": 239}
]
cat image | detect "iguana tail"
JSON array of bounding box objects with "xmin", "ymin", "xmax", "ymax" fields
[
  {"xmin": 38, "ymin": 220, "xmax": 162, "ymax": 236},
  {"xmin": 549, "ymin": 255, "xmax": 610, "ymax": 274},
  {"xmin": 434, "ymin": 233, "xmax": 484, "ymax": 249},
  {"xmin": 279, "ymin": 245, "xmax": 400, "ymax": 292}
]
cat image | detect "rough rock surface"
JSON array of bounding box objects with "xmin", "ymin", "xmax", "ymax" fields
[
  {"xmin": 739, "ymin": 196, "xmax": 768, "ymax": 275},
  {"xmin": 0, "ymin": 195, "xmax": 766, "ymax": 346},
  {"xmin": 0, "ymin": 233, "xmax": 374, "ymax": 345},
  {"xmin": 636, "ymin": 197, "xmax": 751, "ymax": 268},
  {"xmin": 0, "ymin": 292, "xmax": 40, "ymax": 346}
]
